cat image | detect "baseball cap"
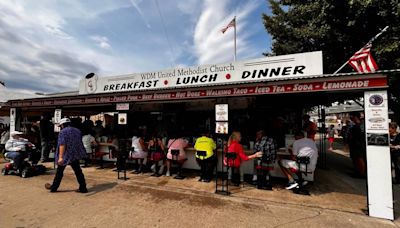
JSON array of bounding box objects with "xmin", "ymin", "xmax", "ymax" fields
[{"xmin": 59, "ymin": 118, "xmax": 71, "ymax": 125}]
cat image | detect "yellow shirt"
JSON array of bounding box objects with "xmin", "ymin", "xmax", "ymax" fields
[{"xmin": 194, "ymin": 136, "xmax": 216, "ymax": 159}]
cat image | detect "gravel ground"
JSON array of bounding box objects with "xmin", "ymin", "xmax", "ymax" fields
[{"xmin": 0, "ymin": 162, "xmax": 397, "ymax": 228}]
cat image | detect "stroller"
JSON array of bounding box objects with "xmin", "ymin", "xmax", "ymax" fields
[{"xmin": 2, "ymin": 143, "xmax": 46, "ymax": 178}]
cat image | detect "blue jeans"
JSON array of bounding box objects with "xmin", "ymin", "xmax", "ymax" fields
[
  {"xmin": 5, "ymin": 151, "xmax": 23, "ymax": 170},
  {"xmin": 41, "ymin": 141, "xmax": 51, "ymax": 160}
]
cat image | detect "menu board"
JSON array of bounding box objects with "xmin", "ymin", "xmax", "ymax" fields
[
  {"xmin": 54, "ymin": 109, "xmax": 62, "ymax": 132},
  {"xmin": 9, "ymin": 108, "xmax": 16, "ymax": 132},
  {"xmin": 215, "ymin": 104, "xmax": 228, "ymax": 121}
]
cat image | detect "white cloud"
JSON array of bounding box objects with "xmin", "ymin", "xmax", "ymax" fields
[
  {"xmin": 193, "ymin": 0, "xmax": 260, "ymax": 65},
  {"xmin": 90, "ymin": 36, "xmax": 112, "ymax": 50}
]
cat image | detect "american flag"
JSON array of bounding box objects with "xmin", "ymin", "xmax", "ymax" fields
[
  {"xmin": 221, "ymin": 17, "xmax": 236, "ymax": 34},
  {"xmin": 348, "ymin": 43, "xmax": 378, "ymax": 73}
]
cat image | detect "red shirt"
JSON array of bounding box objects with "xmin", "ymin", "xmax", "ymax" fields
[{"xmin": 224, "ymin": 140, "xmax": 249, "ymax": 168}]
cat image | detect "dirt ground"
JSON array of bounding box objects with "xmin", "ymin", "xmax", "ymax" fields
[{"xmin": 0, "ymin": 161, "xmax": 397, "ymax": 228}]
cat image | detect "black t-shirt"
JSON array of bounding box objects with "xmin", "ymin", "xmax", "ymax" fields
[{"xmin": 390, "ymin": 134, "xmax": 400, "ymax": 152}]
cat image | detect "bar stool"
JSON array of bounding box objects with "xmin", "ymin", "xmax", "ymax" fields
[
  {"xmin": 293, "ymin": 156, "xmax": 311, "ymax": 195},
  {"xmin": 150, "ymin": 149, "xmax": 163, "ymax": 177},
  {"xmin": 225, "ymin": 152, "xmax": 238, "ymax": 186},
  {"xmin": 171, "ymin": 149, "xmax": 185, "ymax": 179},
  {"xmin": 256, "ymin": 153, "xmax": 275, "ymax": 190},
  {"xmin": 128, "ymin": 147, "xmax": 140, "ymax": 172},
  {"xmin": 196, "ymin": 150, "xmax": 207, "ymax": 181}
]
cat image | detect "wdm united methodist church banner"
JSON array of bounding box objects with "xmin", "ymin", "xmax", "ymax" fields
[{"xmin": 79, "ymin": 51, "xmax": 323, "ymax": 95}]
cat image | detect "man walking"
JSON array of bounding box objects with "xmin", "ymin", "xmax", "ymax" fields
[{"xmin": 45, "ymin": 118, "xmax": 88, "ymax": 193}]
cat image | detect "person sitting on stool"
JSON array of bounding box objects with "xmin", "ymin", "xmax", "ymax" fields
[
  {"xmin": 224, "ymin": 131, "xmax": 262, "ymax": 185},
  {"xmin": 194, "ymin": 130, "xmax": 216, "ymax": 182},
  {"xmin": 279, "ymin": 131, "xmax": 318, "ymax": 190},
  {"xmin": 166, "ymin": 133, "xmax": 189, "ymax": 177}
]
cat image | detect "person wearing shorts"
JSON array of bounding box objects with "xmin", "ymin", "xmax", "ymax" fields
[{"xmin": 279, "ymin": 131, "xmax": 318, "ymax": 190}]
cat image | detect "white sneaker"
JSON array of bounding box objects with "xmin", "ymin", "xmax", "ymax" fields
[
  {"xmin": 166, "ymin": 171, "xmax": 170, "ymax": 177},
  {"xmin": 252, "ymin": 175, "xmax": 257, "ymax": 182},
  {"xmin": 285, "ymin": 182, "xmax": 299, "ymax": 190},
  {"xmin": 158, "ymin": 165, "xmax": 165, "ymax": 175},
  {"xmin": 151, "ymin": 164, "xmax": 155, "ymax": 172},
  {"xmin": 302, "ymin": 181, "xmax": 308, "ymax": 186}
]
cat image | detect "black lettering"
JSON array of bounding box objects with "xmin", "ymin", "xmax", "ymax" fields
[
  {"xmin": 209, "ymin": 74, "xmax": 217, "ymax": 82},
  {"xmin": 258, "ymin": 69, "xmax": 269, "ymax": 78},
  {"xmin": 183, "ymin": 77, "xmax": 190, "ymax": 84},
  {"xmin": 153, "ymin": 80, "xmax": 159, "ymax": 87},
  {"xmin": 242, "ymin": 71, "xmax": 251, "ymax": 79},
  {"xmin": 115, "ymin": 84, "xmax": 120, "ymax": 90},
  {"xmin": 133, "ymin": 82, "xmax": 139, "ymax": 88},
  {"xmin": 109, "ymin": 84, "xmax": 115, "ymax": 90},
  {"xmin": 282, "ymin": 67, "xmax": 292, "ymax": 76},
  {"xmin": 191, "ymin": 75, "xmax": 199, "ymax": 84},
  {"xmin": 200, "ymin": 75, "xmax": 207, "ymax": 83},
  {"xmin": 139, "ymin": 81, "xmax": 145, "ymax": 88},
  {"xmin": 120, "ymin": 83, "xmax": 126, "ymax": 90},
  {"xmin": 104, "ymin": 85, "xmax": 109, "ymax": 91},
  {"xmin": 269, "ymin": 67, "xmax": 281, "ymax": 77},
  {"xmin": 252, "ymin": 70, "xmax": 257, "ymax": 78},
  {"xmin": 293, "ymin": 65, "xmax": 305, "ymax": 74},
  {"xmin": 127, "ymin": 83, "xmax": 133, "ymax": 89},
  {"xmin": 177, "ymin": 78, "xmax": 182, "ymax": 85}
]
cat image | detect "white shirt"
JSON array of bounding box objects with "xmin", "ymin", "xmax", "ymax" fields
[
  {"xmin": 292, "ymin": 138, "xmax": 318, "ymax": 171},
  {"xmin": 5, "ymin": 137, "xmax": 30, "ymax": 152},
  {"xmin": 82, "ymin": 134, "xmax": 95, "ymax": 154},
  {"xmin": 131, "ymin": 136, "xmax": 144, "ymax": 153}
]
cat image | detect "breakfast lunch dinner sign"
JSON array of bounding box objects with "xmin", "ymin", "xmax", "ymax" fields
[{"xmin": 79, "ymin": 51, "xmax": 323, "ymax": 95}]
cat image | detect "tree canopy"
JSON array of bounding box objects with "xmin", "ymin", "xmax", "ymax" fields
[{"xmin": 262, "ymin": 0, "xmax": 400, "ymax": 121}]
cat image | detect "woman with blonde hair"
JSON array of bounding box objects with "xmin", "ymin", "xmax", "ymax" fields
[{"xmin": 224, "ymin": 131, "xmax": 262, "ymax": 185}]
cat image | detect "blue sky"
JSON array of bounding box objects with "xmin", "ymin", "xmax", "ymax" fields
[{"xmin": 0, "ymin": 0, "xmax": 271, "ymax": 93}]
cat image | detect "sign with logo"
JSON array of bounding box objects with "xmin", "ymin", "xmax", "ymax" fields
[
  {"xmin": 116, "ymin": 103, "xmax": 130, "ymax": 111},
  {"xmin": 118, "ymin": 113, "xmax": 127, "ymax": 125},
  {"xmin": 9, "ymin": 108, "xmax": 16, "ymax": 132},
  {"xmin": 215, "ymin": 104, "xmax": 228, "ymax": 121},
  {"xmin": 365, "ymin": 91, "xmax": 389, "ymax": 142},
  {"xmin": 79, "ymin": 51, "xmax": 323, "ymax": 95},
  {"xmin": 364, "ymin": 90, "xmax": 393, "ymax": 220}
]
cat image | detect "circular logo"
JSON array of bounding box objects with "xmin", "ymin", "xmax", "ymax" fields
[
  {"xmin": 164, "ymin": 80, "xmax": 169, "ymax": 85},
  {"xmin": 225, "ymin": 74, "xmax": 231, "ymax": 80},
  {"xmin": 369, "ymin": 94, "xmax": 383, "ymax": 105}
]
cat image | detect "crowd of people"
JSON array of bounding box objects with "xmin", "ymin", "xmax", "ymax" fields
[{"xmin": 5, "ymin": 111, "xmax": 400, "ymax": 193}]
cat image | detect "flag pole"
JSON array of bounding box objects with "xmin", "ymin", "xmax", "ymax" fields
[
  {"xmin": 234, "ymin": 16, "xmax": 237, "ymax": 62},
  {"xmin": 333, "ymin": 26, "xmax": 389, "ymax": 74}
]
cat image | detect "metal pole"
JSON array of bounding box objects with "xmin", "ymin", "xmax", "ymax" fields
[{"xmin": 234, "ymin": 16, "xmax": 237, "ymax": 62}]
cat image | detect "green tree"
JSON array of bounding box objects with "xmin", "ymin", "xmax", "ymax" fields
[{"xmin": 262, "ymin": 0, "xmax": 400, "ymax": 121}]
